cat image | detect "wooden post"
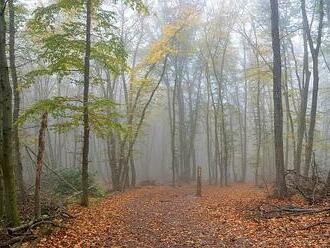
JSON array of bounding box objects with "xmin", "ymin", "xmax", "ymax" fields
[{"xmin": 196, "ymin": 166, "xmax": 202, "ymax": 197}]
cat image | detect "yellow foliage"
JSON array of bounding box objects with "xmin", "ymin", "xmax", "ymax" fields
[
  {"xmin": 144, "ymin": 39, "xmax": 173, "ymax": 65},
  {"xmin": 247, "ymin": 66, "xmax": 272, "ymax": 83},
  {"xmin": 130, "ymin": 6, "xmax": 199, "ymax": 87},
  {"xmin": 143, "ymin": 9, "xmax": 199, "ymax": 65}
]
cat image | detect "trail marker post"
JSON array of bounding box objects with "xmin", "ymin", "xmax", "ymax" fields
[{"xmin": 196, "ymin": 166, "xmax": 202, "ymax": 197}]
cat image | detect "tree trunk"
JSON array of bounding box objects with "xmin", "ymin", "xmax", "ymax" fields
[
  {"xmin": 326, "ymin": 169, "xmax": 330, "ymax": 194},
  {"xmin": 209, "ymin": 69, "xmax": 220, "ymax": 185},
  {"xmin": 73, "ymin": 129, "xmax": 78, "ymax": 168},
  {"xmin": 229, "ymin": 111, "xmax": 237, "ymax": 182},
  {"xmin": 130, "ymin": 154, "xmax": 136, "ymax": 187},
  {"xmin": 0, "ymin": 56, "xmax": 3, "ymax": 219},
  {"xmin": 282, "ymin": 41, "xmax": 296, "ymax": 170},
  {"xmin": 270, "ymin": 0, "xmax": 288, "ymax": 197},
  {"xmin": 219, "ymin": 96, "xmax": 228, "ymax": 186},
  {"xmin": 242, "ymin": 43, "xmax": 248, "ymax": 182},
  {"xmin": 177, "ymin": 73, "xmax": 189, "ymax": 181},
  {"xmin": 0, "ymin": 167, "xmax": 3, "ymax": 219},
  {"xmin": 206, "ymin": 71, "xmax": 212, "ymax": 184},
  {"xmin": 81, "ymin": 0, "xmax": 92, "ymax": 207},
  {"xmin": 0, "ymin": 0, "xmax": 20, "ymax": 226},
  {"xmin": 302, "ymin": 0, "xmax": 324, "ymax": 176},
  {"xmin": 187, "ymin": 73, "xmax": 202, "ymax": 181},
  {"xmin": 255, "ymin": 65, "xmax": 261, "ymax": 186},
  {"xmin": 47, "ymin": 129, "xmax": 57, "ymax": 168},
  {"xmin": 9, "ymin": 0, "xmax": 25, "ymax": 202},
  {"xmin": 171, "ymin": 78, "xmax": 177, "ymax": 186},
  {"xmin": 251, "ymin": 21, "xmax": 262, "ymax": 186},
  {"xmin": 120, "ymin": 57, "xmax": 168, "ymax": 190},
  {"xmin": 34, "ymin": 112, "xmax": 48, "ymax": 219},
  {"xmin": 106, "ymin": 136, "xmax": 119, "ymax": 191},
  {"xmin": 293, "ymin": 31, "xmax": 310, "ymax": 176},
  {"xmin": 165, "ymin": 73, "xmax": 177, "ymax": 186},
  {"xmin": 208, "ymin": 34, "xmax": 230, "ymax": 186}
]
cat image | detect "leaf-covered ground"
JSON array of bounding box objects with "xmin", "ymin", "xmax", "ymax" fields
[{"xmin": 28, "ymin": 184, "xmax": 329, "ymax": 247}]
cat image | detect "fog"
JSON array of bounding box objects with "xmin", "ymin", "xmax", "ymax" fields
[{"xmin": 1, "ymin": 0, "xmax": 330, "ymax": 199}]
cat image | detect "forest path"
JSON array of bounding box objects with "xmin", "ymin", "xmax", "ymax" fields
[{"xmin": 33, "ymin": 184, "xmax": 329, "ymax": 248}]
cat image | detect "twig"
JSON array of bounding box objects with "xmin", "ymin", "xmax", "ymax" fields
[
  {"xmin": 276, "ymin": 206, "xmax": 330, "ymax": 214},
  {"xmin": 0, "ymin": 235, "xmax": 37, "ymax": 247},
  {"xmin": 260, "ymin": 204, "xmax": 330, "ymax": 219},
  {"xmin": 30, "ymin": 220, "xmax": 68, "ymax": 230},
  {"xmin": 303, "ymin": 221, "xmax": 330, "ymax": 230},
  {"xmin": 7, "ymin": 215, "xmax": 51, "ymax": 235},
  {"xmin": 4, "ymin": 216, "xmax": 71, "ymax": 247}
]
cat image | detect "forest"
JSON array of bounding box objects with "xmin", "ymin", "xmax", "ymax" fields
[{"xmin": 0, "ymin": 0, "xmax": 330, "ymax": 247}]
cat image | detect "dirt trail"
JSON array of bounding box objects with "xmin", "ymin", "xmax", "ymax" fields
[
  {"xmin": 105, "ymin": 186, "xmax": 227, "ymax": 247},
  {"xmin": 32, "ymin": 184, "xmax": 329, "ymax": 248}
]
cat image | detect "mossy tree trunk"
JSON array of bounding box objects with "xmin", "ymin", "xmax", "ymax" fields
[
  {"xmin": 9, "ymin": 0, "xmax": 25, "ymax": 202},
  {"xmin": 0, "ymin": 0, "xmax": 20, "ymax": 226}
]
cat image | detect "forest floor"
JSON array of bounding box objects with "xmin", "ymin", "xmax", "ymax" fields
[{"xmin": 27, "ymin": 184, "xmax": 329, "ymax": 248}]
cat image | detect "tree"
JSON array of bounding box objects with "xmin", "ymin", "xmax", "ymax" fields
[
  {"xmin": 270, "ymin": 0, "xmax": 287, "ymax": 197},
  {"xmin": 292, "ymin": 27, "xmax": 311, "ymax": 177},
  {"xmin": 9, "ymin": 0, "xmax": 25, "ymax": 202},
  {"xmin": 301, "ymin": 0, "xmax": 324, "ymax": 176},
  {"xmin": 0, "ymin": 0, "xmax": 20, "ymax": 226},
  {"xmin": 81, "ymin": 0, "xmax": 92, "ymax": 207},
  {"xmin": 34, "ymin": 112, "xmax": 48, "ymax": 218}
]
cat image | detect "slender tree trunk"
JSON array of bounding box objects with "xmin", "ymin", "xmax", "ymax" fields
[
  {"xmin": 242, "ymin": 43, "xmax": 248, "ymax": 182},
  {"xmin": 293, "ymin": 31, "xmax": 310, "ymax": 176},
  {"xmin": 120, "ymin": 57, "xmax": 168, "ymax": 190},
  {"xmin": 103, "ymin": 73, "xmax": 119, "ymax": 191},
  {"xmin": 0, "ymin": 0, "xmax": 20, "ymax": 226},
  {"xmin": 282, "ymin": 42, "xmax": 296, "ymax": 169},
  {"xmin": 206, "ymin": 70, "xmax": 212, "ymax": 184},
  {"xmin": 56, "ymin": 77, "xmax": 63, "ymax": 166},
  {"xmin": 260, "ymin": 97, "xmax": 268, "ymax": 181},
  {"xmin": 255, "ymin": 69, "xmax": 262, "ymax": 186},
  {"xmin": 209, "ymin": 68, "xmax": 220, "ymax": 185},
  {"xmin": 165, "ymin": 74, "xmax": 176, "ymax": 186},
  {"xmin": 73, "ymin": 129, "xmax": 78, "ymax": 168},
  {"xmin": 270, "ymin": 0, "xmax": 288, "ymax": 197},
  {"xmin": 106, "ymin": 137, "xmax": 119, "ymax": 191},
  {"xmin": 171, "ymin": 79, "xmax": 177, "ymax": 186},
  {"xmin": 208, "ymin": 35, "xmax": 230, "ymax": 186},
  {"xmin": 0, "ymin": 168, "xmax": 3, "ymax": 219},
  {"xmin": 219, "ymin": 96, "xmax": 228, "ymax": 186},
  {"xmin": 326, "ymin": 169, "xmax": 330, "ymax": 194},
  {"xmin": 229, "ymin": 112, "xmax": 237, "ymax": 182},
  {"xmin": 9, "ymin": 0, "xmax": 25, "ymax": 202},
  {"xmin": 130, "ymin": 154, "xmax": 136, "ymax": 187},
  {"xmin": 251, "ymin": 21, "xmax": 262, "ymax": 186},
  {"xmin": 34, "ymin": 112, "xmax": 48, "ymax": 219},
  {"xmin": 0, "ymin": 55, "xmax": 3, "ymax": 219},
  {"xmin": 187, "ymin": 74, "xmax": 202, "ymax": 180},
  {"xmin": 302, "ymin": 0, "xmax": 324, "ymax": 176},
  {"xmin": 177, "ymin": 76, "xmax": 188, "ymax": 181},
  {"xmin": 47, "ymin": 129, "xmax": 57, "ymax": 168},
  {"xmin": 121, "ymin": 71, "xmax": 132, "ymax": 189},
  {"xmin": 81, "ymin": 0, "xmax": 92, "ymax": 207}
]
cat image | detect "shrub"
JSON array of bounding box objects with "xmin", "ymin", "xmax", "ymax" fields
[{"xmin": 43, "ymin": 168, "xmax": 103, "ymax": 198}]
